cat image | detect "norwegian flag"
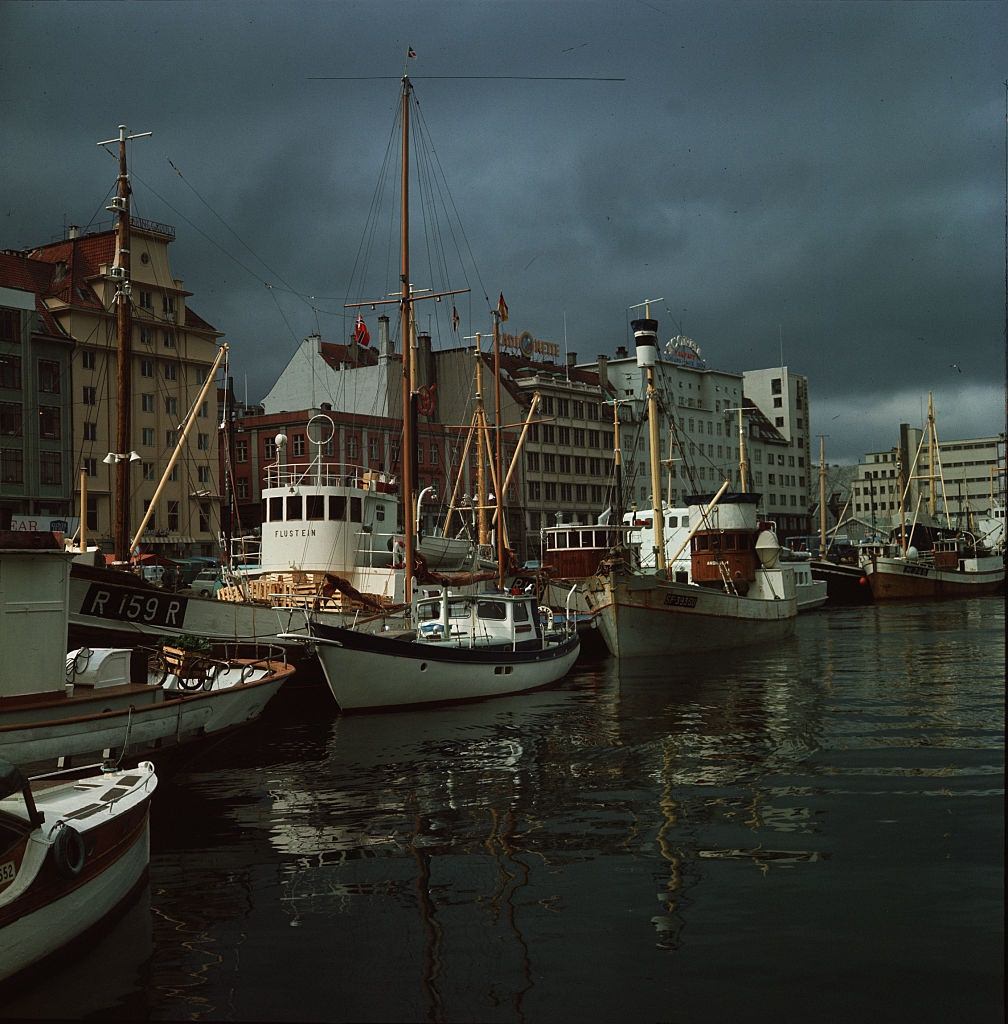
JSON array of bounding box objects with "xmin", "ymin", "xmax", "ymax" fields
[
  {"xmin": 353, "ymin": 314, "xmax": 370, "ymax": 346},
  {"xmin": 407, "ymin": 47, "xmax": 417, "ymax": 59}
]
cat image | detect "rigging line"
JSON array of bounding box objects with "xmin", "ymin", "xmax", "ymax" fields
[
  {"xmin": 412, "ymin": 101, "xmax": 460, "ymax": 299},
  {"xmin": 308, "ymin": 75, "xmax": 626, "ymax": 81},
  {"xmin": 167, "ymin": 158, "xmax": 299, "ymax": 297},
  {"xmin": 412, "ymin": 100, "xmax": 490, "ymax": 309}
]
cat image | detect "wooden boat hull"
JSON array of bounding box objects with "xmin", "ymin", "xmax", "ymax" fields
[
  {"xmin": 583, "ymin": 571, "xmax": 797, "ymax": 659},
  {"xmin": 809, "ymin": 559, "xmax": 873, "ymax": 605},
  {"xmin": 299, "ymin": 625, "xmax": 580, "ymax": 710},
  {"xmin": 0, "ymin": 763, "xmax": 156, "ymax": 983},
  {"xmin": 864, "ymin": 556, "xmax": 1005, "ymax": 600},
  {"xmin": 0, "ymin": 662, "xmax": 292, "ymax": 772}
]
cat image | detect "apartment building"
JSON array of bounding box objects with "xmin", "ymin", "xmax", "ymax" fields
[
  {"xmin": 0, "ymin": 255, "xmax": 75, "ymax": 528},
  {"xmin": 27, "ymin": 221, "xmax": 224, "ymax": 557}
]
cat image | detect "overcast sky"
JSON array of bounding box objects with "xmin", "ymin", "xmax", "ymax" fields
[{"xmin": 2, "ymin": 0, "xmax": 1005, "ymax": 462}]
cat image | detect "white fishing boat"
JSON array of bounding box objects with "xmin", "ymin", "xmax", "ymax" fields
[
  {"xmin": 0, "ymin": 758, "xmax": 157, "ymax": 983},
  {"xmin": 581, "ymin": 315, "xmax": 797, "ymax": 658},
  {"xmin": 284, "ymin": 585, "xmax": 579, "ymax": 711},
  {"xmin": 1, "ymin": 532, "xmax": 294, "ymax": 773}
]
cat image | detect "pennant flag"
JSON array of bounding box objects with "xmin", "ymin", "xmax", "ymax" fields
[
  {"xmin": 451, "ymin": 305, "xmax": 460, "ymax": 333},
  {"xmin": 353, "ymin": 314, "xmax": 370, "ymax": 346},
  {"xmin": 407, "ymin": 47, "xmax": 417, "ymax": 58},
  {"xmin": 497, "ymin": 292, "xmax": 509, "ymax": 322}
]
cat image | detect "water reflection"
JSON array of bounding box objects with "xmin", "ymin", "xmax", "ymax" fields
[{"xmin": 10, "ymin": 598, "xmax": 1001, "ymax": 1021}]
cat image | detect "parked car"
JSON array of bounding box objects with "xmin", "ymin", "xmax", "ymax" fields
[{"xmin": 191, "ymin": 569, "xmax": 223, "ymax": 597}]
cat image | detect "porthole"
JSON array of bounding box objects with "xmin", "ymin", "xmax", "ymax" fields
[{"xmin": 419, "ymin": 662, "xmax": 428, "ymax": 672}]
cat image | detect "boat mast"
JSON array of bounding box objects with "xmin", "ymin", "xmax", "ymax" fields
[
  {"xmin": 818, "ymin": 434, "xmax": 828, "ymax": 553},
  {"xmin": 630, "ymin": 302, "xmax": 666, "ymax": 575},
  {"xmin": 399, "ymin": 74, "xmax": 416, "ymax": 604},
  {"xmin": 98, "ymin": 124, "xmax": 150, "ymax": 564},
  {"xmin": 492, "ymin": 309, "xmax": 506, "ymax": 590},
  {"xmin": 927, "ymin": 391, "xmax": 937, "ymax": 518},
  {"xmin": 726, "ymin": 406, "xmax": 749, "ymax": 493},
  {"xmin": 898, "ymin": 448, "xmax": 907, "ymax": 555},
  {"xmin": 473, "ymin": 337, "xmax": 489, "ymax": 545}
]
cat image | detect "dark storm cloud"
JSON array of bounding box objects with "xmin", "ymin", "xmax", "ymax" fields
[{"xmin": 1, "ymin": 0, "xmax": 1004, "ymax": 461}]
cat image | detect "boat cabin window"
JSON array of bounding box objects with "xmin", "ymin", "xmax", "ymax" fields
[
  {"xmin": 375, "ymin": 504, "xmax": 386, "ymax": 522},
  {"xmin": 287, "ymin": 496, "xmax": 303, "ymax": 521},
  {"xmin": 330, "ymin": 495, "xmax": 346, "ymax": 521},
  {"xmin": 668, "ymin": 516, "xmax": 678, "ymax": 528},
  {"xmin": 417, "ymin": 601, "xmax": 440, "ymax": 621},
  {"xmin": 512, "ymin": 601, "xmax": 529, "ymax": 623},
  {"xmin": 448, "ymin": 600, "xmax": 472, "ymax": 618},
  {"xmin": 306, "ymin": 495, "xmax": 324, "ymax": 521},
  {"xmin": 722, "ymin": 534, "xmax": 736, "ymax": 551},
  {"xmin": 350, "ymin": 497, "xmax": 362, "ymax": 523},
  {"xmin": 694, "ymin": 535, "xmax": 709, "ymax": 551},
  {"xmin": 476, "ymin": 600, "xmax": 507, "ymax": 621},
  {"xmin": 269, "ymin": 496, "xmax": 283, "ymax": 521}
]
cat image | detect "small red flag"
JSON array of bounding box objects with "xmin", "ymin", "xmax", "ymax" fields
[
  {"xmin": 353, "ymin": 314, "xmax": 370, "ymax": 346},
  {"xmin": 451, "ymin": 305, "xmax": 460, "ymax": 333},
  {"xmin": 497, "ymin": 292, "xmax": 509, "ymax": 322},
  {"xmin": 407, "ymin": 47, "xmax": 417, "ymax": 59}
]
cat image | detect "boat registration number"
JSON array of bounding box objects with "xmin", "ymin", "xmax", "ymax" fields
[
  {"xmin": 80, "ymin": 583, "xmax": 188, "ymax": 628},
  {"xmin": 663, "ymin": 593, "xmax": 698, "ymax": 608},
  {"xmin": 901, "ymin": 564, "xmax": 929, "ymax": 577},
  {"xmin": 0, "ymin": 860, "xmax": 15, "ymax": 885}
]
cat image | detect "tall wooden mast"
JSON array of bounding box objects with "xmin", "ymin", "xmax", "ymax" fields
[
  {"xmin": 98, "ymin": 124, "xmax": 150, "ymax": 564},
  {"xmin": 818, "ymin": 434, "xmax": 827, "ymax": 553},
  {"xmin": 927, "ymin": 391, "xmax": 937, "ymax": 518},
  {"xmin": 399, "ymin": 75, "xmax": 415, "ymax": 603},
  {"xmin": 492, "ymin": 310, "xmax": 506, "ymax": 590}
]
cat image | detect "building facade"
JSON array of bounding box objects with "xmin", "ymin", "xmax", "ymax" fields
[
  {"xmin": 26, "ymin": 221, "xmax": 224, "ymax": 557},
  {"xmin": 0, "ymin": 257, "xmax": 75, "ymax": 529}
]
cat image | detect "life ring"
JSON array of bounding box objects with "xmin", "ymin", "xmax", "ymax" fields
[{"xmin": 53, "ymin": 823, "xmax": 86, "ymax": 878}]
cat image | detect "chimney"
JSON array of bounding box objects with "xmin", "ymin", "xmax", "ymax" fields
[
  {"xmin": 307, "ymin": 332, "xmax": 322, "ymax": 354},
  {"xmin": 418, "ymin": 332, "xmax": 434, "ymax": 385},
  {"xmin": 615, "ymin": 345, "xmax": 628, "ymax": 359},
  {"xmin": 566, "ymin": 351, "xmax": 577, "ymax": 369},
  {"xmin": 378, "ymin": 315, "xmax": 391, "ymax": 361},
  {"xmin": 67, "ymin": 225, "xmax": 80, "ymax": 239},
  {"xmin": 596, "ymin": 354, "xmax": 609, "ymax": 390}
]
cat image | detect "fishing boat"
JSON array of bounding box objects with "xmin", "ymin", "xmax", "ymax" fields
[
  {"xmin": 0, "ymin": 532, "xmax": 293, "ymax": 773},
  {"xmin": 0, "ymin": 758, "xmax": 157, "ymax": 984},
  {"xmin": 581, "ymin": 314, "xmax": 797, "ymax": 659},
  {"xmin": 285, "ymin": 585, "xmax": 580, "ymax": 711},
  {"xmin": 281, "ymin": 61, "xmax": 580, "ymax": 707},
  {"xmin": 860, "ymin": 395, "xmax": 1005, "ymax": 600}
]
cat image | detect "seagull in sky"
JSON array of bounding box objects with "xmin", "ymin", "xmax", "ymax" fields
[{"xmin": 950, "ymin": 362, "xmax": 962, "ymax": 373}]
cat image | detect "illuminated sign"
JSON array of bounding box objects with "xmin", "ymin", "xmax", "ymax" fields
[
  {"xmin": 501, "ymin": 330, "xmax": 560, "ymax": 361},
  {"xmin": 666, "ymin": 334, "xmax": 706, "ymax": 369}
]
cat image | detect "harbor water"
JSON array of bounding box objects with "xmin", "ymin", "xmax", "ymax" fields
[{"xmin": 6, "ymin": 597, "xmax": 1004, "ymax": 1022}]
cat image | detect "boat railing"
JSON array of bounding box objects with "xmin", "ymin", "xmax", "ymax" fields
[
  {"xmin": 263, "ymin": 461, "xmax": 397, "ymax": 492},
  {"xmin": 542, "ymin": 523, "xmax": 636, "ymax": 552}
]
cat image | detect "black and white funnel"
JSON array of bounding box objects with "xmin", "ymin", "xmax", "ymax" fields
[{"xmin": 631, "ymin": 318, "xmax": 659, "ymax": 368}]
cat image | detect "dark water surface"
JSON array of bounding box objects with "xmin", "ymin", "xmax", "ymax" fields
[{"xmin": 7, "ymin": 598, "xmax": 1004, "ymax": 1022}]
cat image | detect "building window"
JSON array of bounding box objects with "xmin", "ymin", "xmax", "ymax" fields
[
  {"xmin": 82, "ymin": 385, "xmax": 96, "ymax": 406},
  {"xmin": 347, "ymin": 436, "xmax": 358, "ymax": 460},
  {"xmin": 164, "ymin": 396, "xmax": 178, "ymax": 416},
  {"xmin": 264, "ymin": 437, "xmax": 277, "ymax": 461},
  {"xmin": 235, "ymin": 440, "xmax": 248, "ymax": 463},
  {"xmin": 196, "ymin": 367, "xmax": 208, "ymax": 385},
  {"xmin": 163, "ymin": 362, "xmax": 177, "ymax": 381},
  {"xmin": 198, "ymin": 466, "xmax": 210, "ymax": 484},
  {"xmin": 528, "ymin": 480, "xmax": 541, "ymax": 500},
  {"xmin": 141, "ymin": 359, "xmax": 154, "ymax": 378},
  {"xmin": 775, "ymin": 417, "xmax": 784, "ymax": 427},
  {"xmin": 0, "ymin": 355, "xmax": 22, "ymax": 389},
  {"xmin": 166, "ymin": 429, "xmax": 176, "ymax": 448},
  {"xmin": 0, "ymin": 308, "xmax": 20, "ymax": 342},
  {"xmin": 430, "ymin": 444, "xmax": 438, "ymax": 465},
  {"xmin": 163, "ymin": 294, "xmax": 177, "ymax": 316},
  {"xmin": 163, "ymin": 331, "xmax": 176, "ymax": 348},
  {"xmin": 292, "ymin": 434, "xmax": 306, "ymax": 457},
  {"xmin": 140, "ymin": 326, "xmax": 155, "ymax": 346},
  {"xmin": 236, "ymin": 478, "xmax": 249, "ymax": 500},
  {"xmin": 142, "ymin": 427, "xmax": 155, "ymax": 446},
  {"xmin": 38, "ymin": 360, "xmax": 61, "ymax": 394},
  {"xmin": 39, "ymin": 406, "xmax": 60, "ymax": 439},
  {"xmin": 169, "ymin": 466, "xmax": 179, "ymax": 482},
  {"xmin": 82, "ymin": 350, "xmax": 96, "ymax": 370},
  {"xmin": 141, "ymin": 393, "xmax": 155, "ymax": 413},
  {"xmin": 83, "ymin": 457, "xmax": 97, "ymax": 476},
  {"xmin": 40, "ymin": 450, "xmax": 61, "ymax": 485},
  {"xmin": 544, "ymin": 482, "xmax": 557, "ymax": 500},
  {"xmin": 197, "ymin": 433, "xmax": 209, "ymax": 451},
  {"xmin": 168, "ymin": 501, "xmax": 179, "ymax": 531},
  {"xmin": 771, "ymin": 378, "xmax": 782, "ymax": 395},
  {"xmin": 0, "ymin": 402, "xmax": 22, "ymax": 436},
  {"xmin": 773, "ymin": 396, "xmax": 783, "ymax": 408},
  {"xmin": 86, "ymin": 494, "xmax": 98, "ymax": 531},
  {"xmin": 1, "ymin": 448, "xmax": 23, "ymax": 483},
  {"xmin": 139, "ymin": 289, "xmax": 154, "ymax": 311}
]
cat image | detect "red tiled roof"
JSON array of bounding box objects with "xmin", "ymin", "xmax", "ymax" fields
[{"xmin": 0, "ymin": 252, "xmax": 66, "ymax": 337}]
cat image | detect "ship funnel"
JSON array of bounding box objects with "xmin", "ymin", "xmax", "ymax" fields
[{"xmin": 631, "ymin": 318, "xmax": 659, "ymax": 368}]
